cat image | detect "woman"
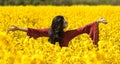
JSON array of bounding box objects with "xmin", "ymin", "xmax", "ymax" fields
[{"xmin": 8, "ymin": 15, "xmax": 107, "ymax": 47}]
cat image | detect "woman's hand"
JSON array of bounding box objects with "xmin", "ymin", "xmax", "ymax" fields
[
  {"xmin": 7, "ymin": 25, "xmax": 28, "ymax": 33},
  {"xmin": 97, "ymin": 17, "xmax": 108, "ymax": 24},
  {"xmin": 7, "ymin": 25, "xmax": 19, "ymax": 32}
]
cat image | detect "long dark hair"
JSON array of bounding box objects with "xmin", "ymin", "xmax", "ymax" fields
[{"xmin": 48, "ymin": 16, "xmax": 64, "ymax": 44}]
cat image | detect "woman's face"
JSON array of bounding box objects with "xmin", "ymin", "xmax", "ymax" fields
[{"xmin": 63, "ymin": 20, "xmax": 68, "ymax": 28}]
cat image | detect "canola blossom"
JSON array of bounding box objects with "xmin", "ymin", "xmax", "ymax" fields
[{"xmin": 0, "ymin": 5, "xmax": 120, "ymax": 64}]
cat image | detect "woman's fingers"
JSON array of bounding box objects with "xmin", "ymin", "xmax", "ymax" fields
[
  {"xmin": 97, "ymin": 17, "xmax": 108, "ymax": 24},
  {"xmin": 11, "ymin": 25, "xmax": 19, "ymax": 29},
  {"xmin": 7, "ymin": 25, "xmax": 19, "ymax": 33},
  {"xmin": 7, "ymin": 28, "xmax": 15, "ymax": 31}
]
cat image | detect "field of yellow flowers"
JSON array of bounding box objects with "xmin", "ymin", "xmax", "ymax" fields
[{"xmin": 0, "ymin": 5, "xmax": 120, "ymax": 64}]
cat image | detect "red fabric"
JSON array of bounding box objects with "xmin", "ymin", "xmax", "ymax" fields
[{"xmin": 27, "ymin": 21, "xmax": 99, "ymax": 47}]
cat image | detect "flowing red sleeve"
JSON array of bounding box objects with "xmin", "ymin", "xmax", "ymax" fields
[
  {"xmin": 27, "ymin": 28, "xmax": 49, "ymax": 39},
  {"xmin": 64, "ymin": 21, "xmax": 99, "ymax": 45}
]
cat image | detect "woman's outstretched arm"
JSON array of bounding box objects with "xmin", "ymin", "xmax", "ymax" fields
[
  {"xmin": 7, "ymin": 25, "xmax": 49, "ymax": 39},
  {"xmin": 64, "ymin": 17, "xmax": 108, "ymax": 46},
  {"xmin": 7, "ymin": 25, "xmax": 28, "ymax": 32}
]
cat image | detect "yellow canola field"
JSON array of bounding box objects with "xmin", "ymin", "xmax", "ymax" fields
[{"xmin": 0, "ymin": 5, "xmax": 120, "ymax": 64}]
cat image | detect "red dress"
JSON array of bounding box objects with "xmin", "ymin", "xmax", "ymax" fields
[{"xmin": 27, "ymin": 22, "xmax": 99, "ymax": 47}]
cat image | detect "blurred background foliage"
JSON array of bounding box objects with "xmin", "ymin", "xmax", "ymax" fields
[{"xmin": 0, "ymin": 0, "xmax": 120, "ymax": 5}]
